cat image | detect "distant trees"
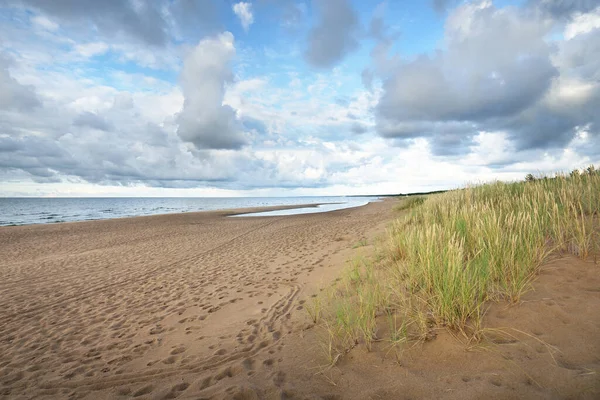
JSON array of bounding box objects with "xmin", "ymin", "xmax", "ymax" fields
[
  {"xmin": 525, "ymin": 165, "xmax": 598, "ymax": 182},
  {"xmin": 525, "ymin": 173, "xmax": 536, "ymax": 182}
]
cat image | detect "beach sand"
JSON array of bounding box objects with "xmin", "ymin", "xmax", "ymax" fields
[{"xmin": 1, "ymin": 199, "xmax": 599, "ymax": 399}]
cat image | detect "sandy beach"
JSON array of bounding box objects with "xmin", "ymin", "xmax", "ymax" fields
[
  {"xmin": 1, "ymin": 198, "xmax": 599, "ymax": 399},
  {"xmin": 0, "ymin": 200, "xmax": 394, "ymax": 399}
]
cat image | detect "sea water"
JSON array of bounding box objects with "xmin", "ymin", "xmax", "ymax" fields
[{"xmin": 0, "ymin": 196, "xmax": 377, "ymax": 226}]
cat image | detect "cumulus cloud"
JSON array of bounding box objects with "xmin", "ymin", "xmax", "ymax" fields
[
  {"xmin": 176, "ymin": 32, "xmax": 247, "ymax": 150},
  {"xmin": 233, "ymin": 2, "xmax": 254, "ymax": 32},
  {"xmin": 304, "ymin": 0, "xmax": 360, "ymax": 68},
  {"xmin": 564, "ymin": 6, "xmax": 600, "ymax": 39},
  {"xmin": 1, "ymin": 0, "xmax": 598, "ymax": 196},
  {"xmin": 374, "ymin": 0, "xmax": 600, "ymax": 156}
]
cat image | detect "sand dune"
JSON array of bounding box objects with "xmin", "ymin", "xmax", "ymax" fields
[{"xmin": 1, "ymin": 199, "xmax": 598, "ymax": 399}]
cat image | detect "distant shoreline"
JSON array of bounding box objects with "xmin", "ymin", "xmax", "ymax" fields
[{"xmin": 0, "ymin": 198, "xmax": 377, "ymax": 227}]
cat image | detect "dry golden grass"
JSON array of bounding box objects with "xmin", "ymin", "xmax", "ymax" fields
[{"xmin": 313, "ymin": 167, "xmax": 600, "ymax": 364}]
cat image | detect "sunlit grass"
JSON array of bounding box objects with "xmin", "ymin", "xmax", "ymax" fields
[
  {"xmin": 393, "ymin": 196, "xmax": 425, "ymax": 212},
  {"xmin": 311, "ymin": 167, "xmax": 599, "ymax": 365}
]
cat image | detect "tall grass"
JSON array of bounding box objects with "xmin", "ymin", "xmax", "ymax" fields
[
  {"xmin": 393, "ymin": 196, "xmax": 425, "ymax": 212},
  {"xmin": 313, "ymin": 169, "xmax": 599, "ymax": 363}
]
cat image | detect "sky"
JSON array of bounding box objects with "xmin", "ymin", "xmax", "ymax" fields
[{"xmin": 0, "ymin": 0, "xmax": 599, "ymax": 197}]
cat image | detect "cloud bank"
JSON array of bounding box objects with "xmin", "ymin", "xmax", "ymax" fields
[{"xmin": 0, "ymin": 0, "xmax": 598, "ymax": 197}]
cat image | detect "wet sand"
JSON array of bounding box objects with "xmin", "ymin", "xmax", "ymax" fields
[{"xmin": 1, "ymin": 199, "xmax": 599, "ymax": 399}]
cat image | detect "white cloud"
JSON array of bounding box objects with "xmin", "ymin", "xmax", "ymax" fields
[
  {"xmin": 74, "ymin": 42, "xmax": 109, "ymax": 58},
  {"xmin": 564, "ymin": 6, "xmax": 600, "ymax": 40},
  {"xmin": 1, "ymin": 1, "xmax": 599, "ymax": 197},
  {"xmin": 233, "ymin": 2, "xmax": 254, "ymax": 32},
  {"xmin": 31, "ymin": 15, "xmax": 59, "ymax": 31}
]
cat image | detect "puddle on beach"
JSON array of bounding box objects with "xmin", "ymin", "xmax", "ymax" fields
[{"xmin": 230, "ymin": 199, "xmax": 377, "ymax": 217}]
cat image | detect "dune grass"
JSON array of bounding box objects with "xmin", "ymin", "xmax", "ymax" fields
[
  {"xmin": 313, "ymin": 168, "xmax": 599, "ymax": 364},
  {"xmin": 393, "ymin": 196, "xmax": 426, "ymax": 212}
]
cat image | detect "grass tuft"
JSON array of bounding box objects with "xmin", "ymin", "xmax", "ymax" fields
[{"xmin": 394, "ymin": 196, "xmax": 426, "ymax": 212}]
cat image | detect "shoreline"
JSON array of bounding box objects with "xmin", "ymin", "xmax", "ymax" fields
[{"xmin": 0, "ymin": 200, "xmax": 371, "ymax": 228}]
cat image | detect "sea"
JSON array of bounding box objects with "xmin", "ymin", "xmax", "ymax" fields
[{"xmin": 0, "ymin": 196, "xmax": 378, "ymax": 226}]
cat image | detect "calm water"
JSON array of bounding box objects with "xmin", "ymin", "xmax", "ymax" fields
[{"xmin": 0, "ymin": 197, "xmax": 378, "ymax": 226}]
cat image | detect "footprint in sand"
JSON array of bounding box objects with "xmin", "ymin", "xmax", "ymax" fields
[
  {"xmin": 199, "ymin": 376, "xmax": 213, "ymax": 390},
  {"xmin": 215, "ymin": 365, "xmax": 241, "ymax": 381},
  {"xmin": 272, "ymin": 371, "xmax": 286, "ymax": 387},
  {"xmin": 263, "ymin": 358, "xmax": 274, "ymax": 367},
  {"xmin": 214, "ymin": 348, "xmax": 227, "ymax": 356},
  {"xmin": 170, "ymin": 346, "xmax": 186, "ymax": 355},
  {"xmin": 163, "ymin": 382, "xmax": 190, "ymax": 399},
  {"xmin": 242, "ymin": 357, "xmax": 255, "ymax": 370},
  {"xmin": 162, "ymin": 355, "xmax": 177, "ymax": 364}
]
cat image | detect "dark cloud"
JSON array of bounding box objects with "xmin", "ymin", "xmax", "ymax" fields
[
  {"xmin": 73, "ymin": 112, "xmax": 113, "ymax": 132},
  {"xmin": 428, "ymin": 133, "xmax": 475, "ymax": 156},
  {"xmin": 378, "ymin": 53, "xmax": 556, "ymax": 122},
  {"xmin": 378, "ymin": 120, "xmax": 476, "ymax": 140},
  {"xmin": 374, "ymin": 1, "xmax": 591, "ymax": 155},
  {"xmin": 304, "ymin": 0, "xmax": 360, "ymax": 68},
  {"xmin": 530, "ymin": 0, "xmax": 600, "ymax": 18},
  {"xmin": 558, "ymin": 28, "xmax": 600, "ymax": 81},
  {"xmin": 498, "ymin": 28, "xmax": 600, "ymax": 151},
  {"xmin": 0, "ymin": 135, "xmax": 75, "ymax": 181}
]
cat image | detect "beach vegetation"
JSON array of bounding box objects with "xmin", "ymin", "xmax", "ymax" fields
[
  {"xmin": 352, "ymin": 238, "xmax": 368, "ymax": 248},
  {"xmin": 311, "ymin": 167, "xmax": 599, "ymax": 365},
  {"xmin": 393, "ymin": 196, "xmax": 426, "ymax": 212}
]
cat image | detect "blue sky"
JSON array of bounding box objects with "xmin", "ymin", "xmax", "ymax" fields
[{"xmin": 0, "ymin": 0, "xmax": 599, "ymax": 197}]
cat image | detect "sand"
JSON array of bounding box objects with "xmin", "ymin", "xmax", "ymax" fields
[{"xmin": 1, "ymin": 199, "xmax": 599, "ymax": 399}]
